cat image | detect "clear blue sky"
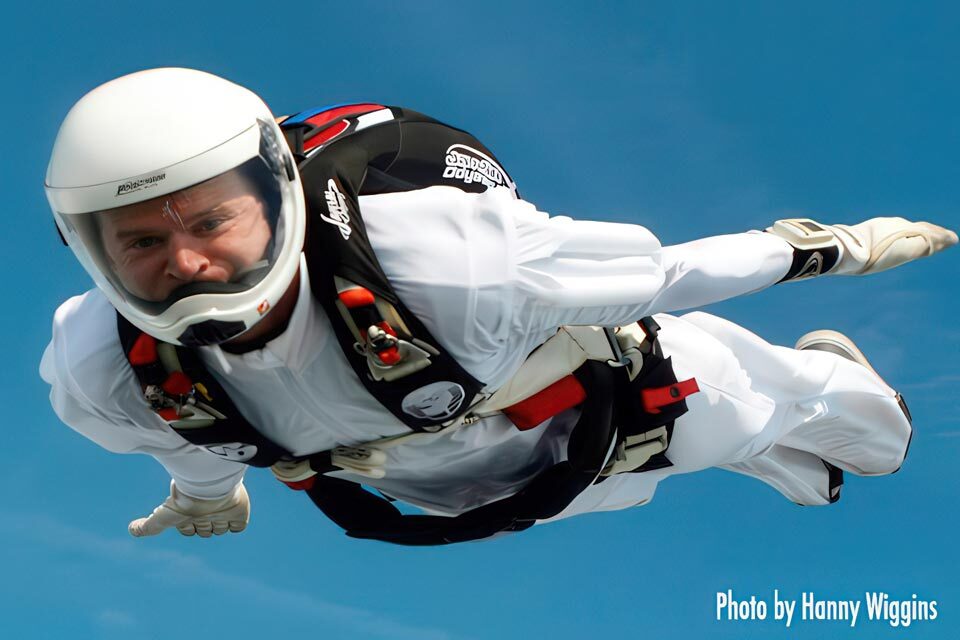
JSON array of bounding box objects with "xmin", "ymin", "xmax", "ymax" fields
[{"xmin": 4, "ymin": 2, "xmax": 958, "ymax": 638}]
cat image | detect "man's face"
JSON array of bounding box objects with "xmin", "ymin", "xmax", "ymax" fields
[{"xmin": 99, "ymin": 170, "xmax": 273, "ymax": 302}]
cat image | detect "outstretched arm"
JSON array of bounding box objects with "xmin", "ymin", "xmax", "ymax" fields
[
  {"xmin": 360, "ymin": 186, "xmax": 955, "ymax": 387},
  {"xmin": 631, "ymin": 216, "xmax": 958, "ymax": 313},
  {"xmin": 499, "ymin": 192, "xmax": 956, "ymax": 329},
  {"xmin": 41, "ymin": 293, "xmax": 249, "ymax": 538}
]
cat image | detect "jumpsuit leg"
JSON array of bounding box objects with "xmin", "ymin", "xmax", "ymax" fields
[{"xmin": 546, "ymin": 311, "xmax": 912, "ymax": 520}]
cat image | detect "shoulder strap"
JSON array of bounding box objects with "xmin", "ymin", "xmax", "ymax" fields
[{"xmin": 285, "ymin": 105, "xmax": 518, "ymax": 432}]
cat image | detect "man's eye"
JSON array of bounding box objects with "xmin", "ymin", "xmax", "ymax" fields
[
  {"xmin": 131, "ymin": 237, "xmax": 161, "ymax": 250},
  {"xmin": 197, "ymin": 218, "xmax": 225, "ymax": 232}
]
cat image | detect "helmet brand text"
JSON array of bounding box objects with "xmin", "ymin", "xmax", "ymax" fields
[{"xmin": 116, "ymin": 172, "xmax": 167, "ymax": 196}]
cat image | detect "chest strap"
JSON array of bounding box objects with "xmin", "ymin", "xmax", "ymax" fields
[
  {"xmin": 306, "ymin": 359, "xmax": 618, "ymax": 545},
  {"xmin": 305, "ymin": 326, "xmax": 698, "ymax": 545},
  {"xmin": 274, "ymin": 317, "xmax": 697, "ymax": 486}
]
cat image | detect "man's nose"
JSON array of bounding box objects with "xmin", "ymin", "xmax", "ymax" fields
[{"xmin": 166, "ymin": 235, "xmax": 212, "ymax": 281}]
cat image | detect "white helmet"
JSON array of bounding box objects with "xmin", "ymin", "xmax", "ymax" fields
[{"xmin": 45, "ymin": 68, "xmax": 305, "ymax": 346}]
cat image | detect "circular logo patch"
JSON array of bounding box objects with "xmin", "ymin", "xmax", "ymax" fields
[
  {"xmin": 205, "ymin": 442, "xmax": 259, "ymax": 462},
  {"xmin": 401, "ymin": 382, "xmax": 466, "ymax": 421}
]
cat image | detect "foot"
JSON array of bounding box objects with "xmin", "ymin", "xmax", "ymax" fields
[
  {"xmin": 795, "ymin": 330, "xmax": 911, "ymax": 421},
  {"xmin": 795, "ymin": 330, "xmax": 913, "ymax": 469},
  {"xmin": 795, "ymin": 329, "xmax": 884, "ymax": 380}
]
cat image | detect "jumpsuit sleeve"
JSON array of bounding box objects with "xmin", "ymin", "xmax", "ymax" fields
[
  {"xmin": 500, "ymin": 190, "xmax": 794, "ymax": 329},
  {"xmin": 40, "ymin": 292, "xmax": 246, "ymax": 500}
]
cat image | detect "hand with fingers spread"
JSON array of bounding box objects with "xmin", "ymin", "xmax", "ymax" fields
[{"xmin": 128, "ymin": 480, "xmax": 249, "ymax": 538}]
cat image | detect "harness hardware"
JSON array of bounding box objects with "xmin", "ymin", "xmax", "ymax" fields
[
  {"xmin": 602, "ymin": 426, "xmax": 671, "ymax": 476},
  {"xmin": 336, "ymin": 281, "xmax": 436, "ymax": 379},
  {"xmin": 641, "ymin": 378, "xmax": 700, "ymax": 414}
]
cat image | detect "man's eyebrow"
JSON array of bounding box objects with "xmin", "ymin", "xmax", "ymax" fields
[
  {"xmin": 110, "ymin": 225, "xmax": 166, "ymax": 240},
  {"xmin": 106, "ymin": 200, "xmax": 240, "ymax": 240}
]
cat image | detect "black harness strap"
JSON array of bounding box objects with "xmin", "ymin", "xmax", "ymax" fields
[
  {"xmin": 289, "ymin": 106, "xmax": 515, "ymax": 432},
  {"xmin": 307, "ymin": 361, "xmax": 616, "ymax": 545},
  {"xmin": 117, "ymin": 314, "xmax": 292, "ymax": 468}
]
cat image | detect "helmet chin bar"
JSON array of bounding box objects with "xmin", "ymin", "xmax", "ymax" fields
[
  {"xmin": 177, "ymin": 319, "xmax": 248, "ymax": 347},
  {"xmin": 161, "ymin": 263, "xmax": 277, "ymax": 346}
]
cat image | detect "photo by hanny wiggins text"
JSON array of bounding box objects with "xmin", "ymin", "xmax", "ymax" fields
[{"xmin": 716, "ymin": 590, "xmax": 939, "ymax": 628}]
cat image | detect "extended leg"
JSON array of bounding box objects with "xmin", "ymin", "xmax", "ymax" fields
[{"xmin": 549, "ymin": 311, "xmax": 913, "ymax": 518}]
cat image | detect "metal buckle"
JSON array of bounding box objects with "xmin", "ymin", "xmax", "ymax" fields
[
  {"xmin": 144, "ymin": 384, "xmax": 225, "ymax": 429},
  {"xmin": 367, "ymin": 324, "xmax": 398, "ymax": 352},
  {"xmin": 601, "ymin": 427, "xmax": 669, "ymax": 476},
  {"xmin": 603, "ymin": 326, "xmax": 631, "ymax": 368},
  {"xmin": 608, "ymin": 326, "xmax": 649, "ymax": 381},
  {"xmin": 331, "ymin": 446, "xmax": 388, "ymax": 478},
  {"xmin": 271, "ymin": 458, "xmax": 316, "ymax": 483},
  {"xmin": 363, "ymin": 339, "xmax": 434, "ymax": 381}
]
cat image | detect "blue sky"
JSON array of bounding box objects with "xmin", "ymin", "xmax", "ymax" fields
[{"xmin": 4, "ymin": 1, "xmax": 958, "ymax": 638}]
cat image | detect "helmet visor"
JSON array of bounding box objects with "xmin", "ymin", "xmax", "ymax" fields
[{"xmin": 60, "ymin": 156, "xmax": 288, "ymax": 316}]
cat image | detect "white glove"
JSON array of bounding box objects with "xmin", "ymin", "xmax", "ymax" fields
[
  {"xmin": 128, "ymin": 480, "xmax": 250, "ymax": 538},
  {"xmin": 768, "ymin": 217, "xmax": 957, "ymax": 279},
  {"xmin": 830, "ymin": 217, "xmax": 958, "ymax": 275}
]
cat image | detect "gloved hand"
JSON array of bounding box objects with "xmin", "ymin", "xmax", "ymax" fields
[
  {"xmin": 829, "ymin": 217, "xmax": 958, "ymax": 275},
  {"xmin": 128, "ymin": 480, "xmax": 250, "ymax": 538},
  {"xmin": 768, "ymin": 217, "xmax": 957, "ymax": 281}
]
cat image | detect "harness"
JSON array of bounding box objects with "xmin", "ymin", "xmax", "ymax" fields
[{"xmin": 117, "ymin": 104, "xmax": 699, "ymax": 545}]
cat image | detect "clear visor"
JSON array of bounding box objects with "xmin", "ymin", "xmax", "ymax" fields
[{"xmin": 61, "ymin": 155, "xmax": 288, "ymax": 316}]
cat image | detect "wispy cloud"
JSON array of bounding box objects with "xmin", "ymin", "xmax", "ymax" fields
[
  {"xmin": 899, "ymin": 374, "xmax": 960, "ymax": 391},
  {"xmin": 0, "ymin": 512, "xmax": 457, "ymax": 640},
  {"xmin": 96, "ymin": 609, "xmax": 137, "ymax": 628}
]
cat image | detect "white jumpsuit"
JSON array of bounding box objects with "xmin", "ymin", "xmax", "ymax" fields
[{"xmin": 40, "ymin": 186, "xmax": 911, "ymax": 520}]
